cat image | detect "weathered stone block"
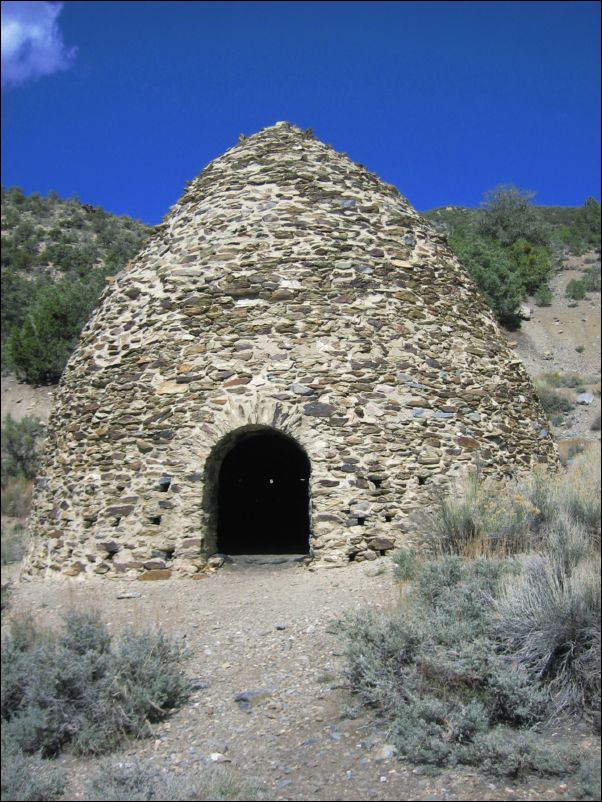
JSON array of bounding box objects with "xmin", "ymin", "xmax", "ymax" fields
[{"xmin": 137, "ymin": 569, "xmax": 172, "ymax": 581}]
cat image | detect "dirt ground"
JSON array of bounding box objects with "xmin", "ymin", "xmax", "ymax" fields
[{"xmin": 0, "ymin": 374, "xmax": 55, "ymax": 424}]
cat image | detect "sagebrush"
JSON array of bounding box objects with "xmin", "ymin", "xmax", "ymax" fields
[
  {"xmin": 84, "ymin": 760, "xmax": 264, "ymax": 802},
  {"xmin": 342, "ymin": 450, "xmax": 601, "ymax": 776},
  {"xmin": 1, "ymin": 609, "xmax": 190, "ymax": 757}
]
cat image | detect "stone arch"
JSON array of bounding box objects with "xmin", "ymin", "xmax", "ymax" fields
[{"xmin": 203, "ymin": 425, "xmax": 312, "ymax": 556}]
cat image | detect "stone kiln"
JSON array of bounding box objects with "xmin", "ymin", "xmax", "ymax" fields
[{"xmin": 24, "ymin": 122, "xmax": 557, "ymax": 579}]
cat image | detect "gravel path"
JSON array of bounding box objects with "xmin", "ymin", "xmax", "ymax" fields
[{"xmin": 5, "ymin": 558, "xmax": 598, "ymax": 801}]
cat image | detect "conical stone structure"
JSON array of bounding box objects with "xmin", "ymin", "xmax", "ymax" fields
[{"xmin": 24, "ymin": 122, "xmax": 558, "ymax": 579}]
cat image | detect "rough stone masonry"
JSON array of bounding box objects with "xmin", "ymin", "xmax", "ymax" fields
[{"xmin": 23, "ymin": 122, "xmax": 558, "ymax": 580}]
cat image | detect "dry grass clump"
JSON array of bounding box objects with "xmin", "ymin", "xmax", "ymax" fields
[
  {"xmin": 414, "ymin": 466, "xmax": 539, "ymax": 557},
  {"xmin": 415, "ymin": 445, "xmax": 600, "ymax": 558},
  {"xmin": 491, "ymin": 449, "xmax": 601, "ymax": 717},
  {"xmin": 526, "ymin": 445, "xmax": 600, "ymax": 539},
  {"xmin": 492, "ymin": 553, "xmax": 600, "ymax": 717}
]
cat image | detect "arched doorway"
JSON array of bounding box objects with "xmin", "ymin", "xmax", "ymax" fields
[{"xmin": 211, "ymin": 427, "xmax": 311, "ymax": 555}]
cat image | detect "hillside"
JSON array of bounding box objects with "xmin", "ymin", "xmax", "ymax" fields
[
  {"xmin": 424, "ymin": 198, "xmax": 601, "ymax": 256},
  {"xmin": 423, "ymin": 193, "xmax": 601, "ymax": 328},
  {"xmin": 1, "ymin": 186, "xmax": 152, "ymax": 383},
  {"xmin": 507, "ymin": 251, "xmax": 601, "ymax": 452}
]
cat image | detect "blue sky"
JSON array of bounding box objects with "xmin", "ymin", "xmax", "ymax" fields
[{"xmin": 1, "ymin": 1, "xmax": 600, "ymax": 225}]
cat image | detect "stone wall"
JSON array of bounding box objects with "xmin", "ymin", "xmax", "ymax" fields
[{"xmin": 23, "ymin": 122, "xmax": 558, "ymax": 579}]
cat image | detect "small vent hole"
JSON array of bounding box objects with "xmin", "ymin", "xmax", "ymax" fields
[
  {"xmin": 418, "ymin": 476, "xmax": 427, "ymax": 486},
  {"xmin": 385, "ymin": 515, "xmax": 393, "ymax": 523},
  {"xmin": 149, "ymin": 515, "xmax": 162, "ymax": 525},
  {"xmin": 158, "ymin": 475, "xmax": 172, "ymax": 492},
  {"xmin": 357, "ymin": 517, "xmax": 366, "ymax": 526}
]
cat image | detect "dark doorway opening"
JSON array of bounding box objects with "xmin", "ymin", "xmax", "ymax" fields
[{"xmin": 217, "ymin": 429, "xmax": 310, "ymax": 554}]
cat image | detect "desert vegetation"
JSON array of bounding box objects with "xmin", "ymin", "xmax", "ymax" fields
[
  {"xmin": 1, "ymin": 610, "xmax": 191, "ymax": 757},
  {"xmin": 83, "ymin": 761, "xmax": 264, "ymax": 802},
  {"xmin": 566, "ymin": 266, "xmax": 602, "ymax": 301},
  {"xmin": 341, "ymin": 447, "xmax": 601, "ymax": 787},
  {"xmin": 0, "ymin": 610, "xmax": 194, "ymax": 800},
  {"xmin": 0, "ymin": 608, "xmax": 266, "ymax": 801}
]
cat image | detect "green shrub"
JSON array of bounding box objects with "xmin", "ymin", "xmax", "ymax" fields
[
  {"xmin": 0, "ymin": 268, "xmax": 41, "ymax": 341},
  {"xmin": 540, "ymin": 372, "xmax": 586, "ymax": 389},
  {"xmin": 583, "ymin": 265, "xmax": 601, "ymax": 292},
  {"xmin": 566, "ymin": 279, "xmax": 587, "ymax": 300},
  {"xmin": 1, "ymin": 610, "xmax": 190, "ymax": 757},
  {"xmin": 509, "ymin": 239, "xmax": 552, "ymax": 294},
  {"xmin": 477, "ymin": 185, "xmax": 550, "ymax": 247},
  {"xmin": 534, "ymin": 380, "xmax": 574, "ymax": 414},
  {"xmin": 1, "ymin": 187, "xmax": 150, "ymax": 375},
  {"xmin": 449, "ymin": 231, "xmax": 524, "ymax": 328},
  {"xmin": 6, "ymin": 280, "xmax": 100, "ymax": 385},
  {"xmin": 84, "ymin": 761, "xmax": 169, "ymax": 802},
  {"xmin": 1, "ymin": 416, "xmax": 45, "ymax": 485},
  {"xmin": 391, "ymin": 548, "xmax": 420, "ymax": 581},
  {"xmin": 469, "ymin": 729, "xmax": 577, "ymax": 780},
  {"xmin": 534, "ymin": 285, "xmax": 553, "ymax": 306},
  {"xmin": 542, "ymin": 198, "xmax": 601, "ymax": 255},
  {"xmin": 573, "ymin": 756, "xmax": 602, "ymax": 801},
  {"xmin": 1, "ymin": 522, "xmax": 29, "ymax": 564}
]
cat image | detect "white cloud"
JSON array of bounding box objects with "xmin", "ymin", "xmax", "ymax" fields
[{"xmin": 1, "ymin": 1, "xmax": 76, "ymax": 88}]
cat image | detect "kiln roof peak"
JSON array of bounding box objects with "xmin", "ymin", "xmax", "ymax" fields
[{"xmin": 236, "ymin": 121, "xmax": 314, "ymax": 144}]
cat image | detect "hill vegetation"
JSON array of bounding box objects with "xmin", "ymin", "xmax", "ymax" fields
[
  {"xmin": 424, "ymin": 187, "xmax": 601, "ymax": 327},
  {"xmin": 1, "ymin": 184, "xmax": 600, "ymax": 385},
  {"xmin": 1, "ymin": 186, "xmax": 151, "ymax": 384}
]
